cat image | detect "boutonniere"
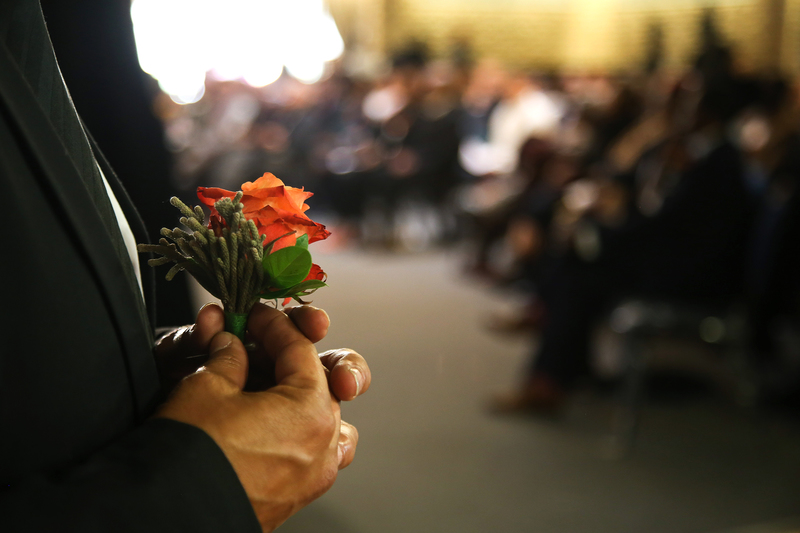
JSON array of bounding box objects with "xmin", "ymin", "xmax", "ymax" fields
[{"xmin": 137, "ymin": 173, "xmax": 330, "ymax": 340}]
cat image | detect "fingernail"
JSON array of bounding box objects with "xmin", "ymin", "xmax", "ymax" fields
[
  {"xmin": 210, "ymin": 332, "xmax": 233, "ymax": 355},
  {"xmin": 348, "ymin": 367, "xmax": 362, "ymax": 397},
  {"xmin": 337, "ymin": 442, "xmax": 348, "ymax": 464},
  {"xmin": 173, "ymin": 325, "xmax": 190, "ymax": 344}
]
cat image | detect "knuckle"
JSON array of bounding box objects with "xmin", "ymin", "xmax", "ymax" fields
[
  {"xmin": 183, "ymin": 370, "xmax": 221, "ymax": 392},
  {"xmin": 321, "ymin": 462, "xmax": 339, "ymax": 489},
  {"xmin": 320, "ymin": 348, "xmax": 349, "ymax": 361},
  {"xmin": 320, "ymin": 348, "xmax": 362, "ymax": 370},
  {"xmin": 292, "ymin": 399, "xmax": 337, "ymax": 443},
  {"xmin": 337, "ymin": 351, "xmax": 362, "ymax": 366},
  {"xmin": 336, "ymin": 351, "xmax": 368, "ymax": 376},
  {"xmin": 311, "ymin": 410, "xmax": 337, "ymax": 441},
  {"xmin": 306, "ymin": 465, "xmax": 338, "ymax": 503},
  {"xmin": 216, "ymin": 352, "xmax": 243, "ymax": 371}
]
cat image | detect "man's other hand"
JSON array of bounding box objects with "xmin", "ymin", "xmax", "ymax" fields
[{"xmin": 154, "ymin": 303, "xmax": 370, "ymax": 532}]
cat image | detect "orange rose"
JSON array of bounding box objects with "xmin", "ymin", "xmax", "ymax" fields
[
  {"xmin": 197, "ymin": 173, "xmax": 330, "ymax": 251},
  {"xmin": 304, "ymin": 263, "xmax": 325, "ymax": 282}
]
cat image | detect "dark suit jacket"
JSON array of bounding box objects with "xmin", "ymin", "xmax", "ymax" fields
[
  {"xmin": 40, "ymin": 0, "xmax": 195, "ymax": 328},
  {"xmin": 0, "ymin": 0, "xmax": 259, "ymax": 530}
]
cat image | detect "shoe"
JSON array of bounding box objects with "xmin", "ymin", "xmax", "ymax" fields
[
  {"xmin": 488, "ymin": 374, "xmax": 565, "ymax": 416},
  {"xmin": 484, "ymin": 302, "xmax": 546, "ymax": 336}
]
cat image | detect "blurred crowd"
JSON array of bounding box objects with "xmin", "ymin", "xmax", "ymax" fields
[{"xmin": 161, "ymin": 36, "xmax": 800, "ymax": 408}]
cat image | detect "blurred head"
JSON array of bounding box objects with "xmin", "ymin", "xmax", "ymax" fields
[
  {"xmin": 390, "ymin": 41, "xmax": 430, "ymax": 101},
  {"xmin": 518, "ymin": 137, "xmax": 556, "ymax": 183},
  {"xmin": 462, "ymin": 58, "xmax": 506, "ymax": 110},
  {"xmin": 501, "ymin": 71, "xmax": 533, "ymax": 100}
]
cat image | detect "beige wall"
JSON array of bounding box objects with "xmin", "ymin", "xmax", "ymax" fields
[
  {"xmin": 613, "ymin": 2, "xmax": 762, "ymax": 72},
  {"xmin": 327, "ymin": 0, "xmax": 800, "ymax": 74},
  {"xmin": 783, "ymin": 0, "xmax": 800, "ymax": 73}
]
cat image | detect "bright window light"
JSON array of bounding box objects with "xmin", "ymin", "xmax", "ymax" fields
[{"xmin": 131, "ymin": 0, "xmax": 344, "ymax": 104}]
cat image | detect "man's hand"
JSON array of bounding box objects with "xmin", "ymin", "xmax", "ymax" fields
[
  {"xmin": 154, "ymin": 303, "xmax": 333, "ymax": 393},
  {"xmin": 153, "ymin": 304, "xmax": 225, "ymax": 392},
  {"xmin": 155, "ymin": 303, "xmax": 370, "ymax": 532}
]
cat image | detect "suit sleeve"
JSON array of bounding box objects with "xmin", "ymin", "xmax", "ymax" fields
[{"xmin": 0, "ymin": 419, "xmax": 261, "ymax": 532}]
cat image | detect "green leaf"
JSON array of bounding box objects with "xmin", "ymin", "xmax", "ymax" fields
[
  {"xmin": 258, "ymin": 279, "xmax": 327, "ymax": 300},
  {"xmin": 293, "ymin": 279, "xmax": 327, "ymax": 291},
  {"xmin": 295, "ymin": 234, "xmax": 309, "ymax": 249},
  {"xmin": 257, "ymin": 287, "xmax": 292, "ymax": 299},
  {"xmin": 262, "ymin": 246, "xmax": 312, "ymax": 288},
  {"xmin": 283, "ymin": 279, "xmax": 327, "ymax": 294}
]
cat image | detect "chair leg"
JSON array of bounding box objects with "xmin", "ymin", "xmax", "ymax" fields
[
  {"xmin": 605, "ymin": 333, "xmax": 649, "ymax": 459},
  {"xmin": 725, "ymin": 343, "xmax": 760, "ymax": 408}
]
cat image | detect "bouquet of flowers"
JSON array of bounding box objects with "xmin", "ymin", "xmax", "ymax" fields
[{"xmin": 137, "ymin": 173, "xmax": 330, "ymax": 340}]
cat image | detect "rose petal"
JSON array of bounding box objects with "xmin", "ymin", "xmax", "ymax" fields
[
  {"xmin": 252, "ymin": 208, "xmax": 330, "ymax": 247},
  {"xmin": 199, "ymin": 173, "xmax": 329, "ymax": 256},
  {"xmin": 259, "ymin": 219, "xmax": 297, "ymax": 251},
  {"xmin": 304, "ymin": 263, "xmax": 325, "ymax": 282},
  {"xmin": 242, "ymin": 173, "xmax": 283, "ymax": 191},
  {"xmin": 241, "ymin": 173, "xmax": 314, "ymax": 215},
  {"xmin": 197, "ymin": 186, "xmax": 236, "ymax": 208}
]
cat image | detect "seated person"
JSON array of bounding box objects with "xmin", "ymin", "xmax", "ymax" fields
[{"xmin": 492, "ymin": 76, "xmax": 757, "ymax": 412}]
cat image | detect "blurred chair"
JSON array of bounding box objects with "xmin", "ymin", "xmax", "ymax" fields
[
  {"xmin": 604, "ymin": 297, "xmax": 757, "ymax": 458},
  {"xmin": 602, "ymin": 138, "xmax": 800, "ymax": 457}
]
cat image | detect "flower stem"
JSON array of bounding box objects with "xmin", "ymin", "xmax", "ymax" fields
[{"xmin": 224, "ymin": 311, "xmax": 249, "ymax": 342}]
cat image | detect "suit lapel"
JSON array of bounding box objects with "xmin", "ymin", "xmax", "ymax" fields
[
  {"xmin": 0, "ymin": 7, "xmax": 159, "ymax": 419},
  {"xmin": 87, "ymin": 128, "xmax": 158, "ymax": 331}
]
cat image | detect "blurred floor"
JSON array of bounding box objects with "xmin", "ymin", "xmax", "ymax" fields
[{"xmin": 190, "ymin": 248, "xmax": 800, "ymax": 533}]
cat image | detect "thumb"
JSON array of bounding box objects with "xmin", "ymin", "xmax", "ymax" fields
[{"xmin": 202, "ymin": 332, "xmax": 249, "ymax": 390}]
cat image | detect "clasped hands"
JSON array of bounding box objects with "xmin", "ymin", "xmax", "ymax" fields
[{"xmin": 153, "ymin": 302, "xmax": 370, "ymax": 532}]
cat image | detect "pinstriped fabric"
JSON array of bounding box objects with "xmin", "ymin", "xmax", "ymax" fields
[{"xmin": 0, "ymin": 0, "xmax": 138, "ymax": 290}]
